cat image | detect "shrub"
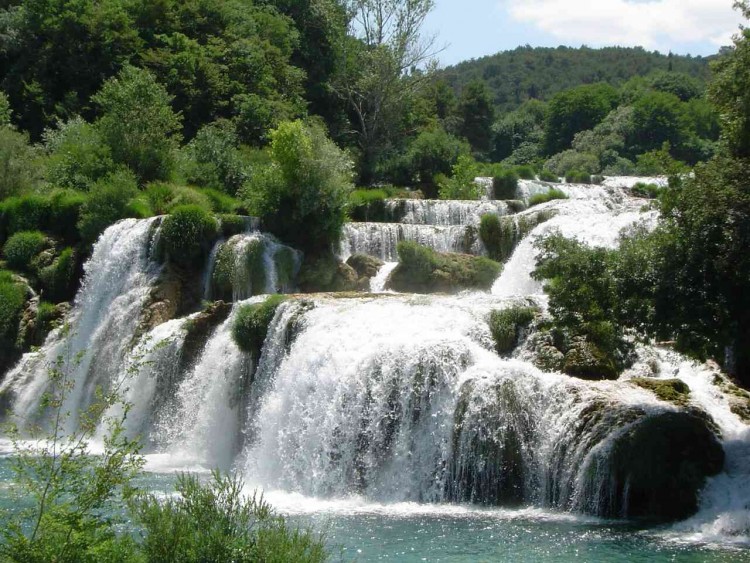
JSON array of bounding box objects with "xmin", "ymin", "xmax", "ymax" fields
[
  {"xmin": 125, "ymin": 196, "xmax": 154, "ymax": 218},
  {"xmin": 160, "ymin": 205, "xmax": 219, "ymax": 270},
  {"xmin": 401, "ymin": 126, "xmax": 470, "ymax": 188},
  {"xmin": 492, "ymin": 169, "xmax": 519, "ymax": 199},
  {"xmin": 200, "ymin": 188, "xmax": 242, "ymax": 214},
  {"xmin": 631, "ymin": 182, "xmax": 662, "ymax": 199},
  {"xmin": 544, "ymin": 150, "xmax": 599, "ymax": 177},
  {"xmin": 77, "ymin": 170, "xmax": 139, "ymax": 244},
  {"xmin": 240, "ymin": 120, "xmax": 353, "ymax": 254},
  {"xmin": 388, "ymin": 241, "xmax": 501, "ymax": 293},
  {"xmin": 437, "ymin": 155, "xmax": 483, "ymax": 200},
  {"xmin": 0, "ymin": 126, "xmax": 40, "ymax": 198},
  {"xmin": 0, "ymin": 270, "xmax": 25, "ymax": 343},
  {"xmin": 132, "ymin": 472, "xmax": 327, "ymax": 563},
  {"xmin": 0, "ymin": 195, "xmax": 51, "ymax": 240},
  {"xmin": 43, "ymin": 117, "xmax": 116, "ymax": 191},
  {"xmin": 182, "ymin": 121, "xmax": 248, "ymax": 195},
  {"xmin": 48, "ymin": 190, "xmax": 87, "ymax": 243},
  {"xmin": 218, "ymin": 215, "xmax": 250, "ymax": 238},
  {"xmin": 232, "ymin": 295, "xmax": 288, "ymax": 356},
  {"xmin": 3, "ymin": 231, "xmax": 48, "ymax": 271},
  {"xmin": 528, "ymin": 189, "xmax": 568, "ymax": 207},
  {"xmin": 565, "ymin": 169, "xmax": 591, "ymax": 184},
  {"xmin": 489, "ymin": 306, "xmax": 538, "ymax": 354},
  {"xmin": 145, "ymin": 183, "xmax": 214, "ymax": 216},
  {"xmin": 479, "ymin": 211, "xmax": 555, "ymax": 262},
  {"xmin": 348, "ymin": 189, "xmax": 388, "ymax": 221},
  {"xmin": 39, "ymin": 247, "xmax": 76, "ymax": 302},
  {"xmin": 0, "ymin": 91, "xmax": 10, "ymax": 126},
  {"xmin": 538, "ymin": 169, "xmax": 559, "ymax": 182},
  {"xmin": 514, "ymin": 165, "xmax": 536, "ymax": 180}
]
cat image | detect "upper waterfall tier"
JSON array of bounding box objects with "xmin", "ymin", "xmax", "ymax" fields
[{"xmin": 384, "ymin": 199, "xmax": 512, "ymax": 226}]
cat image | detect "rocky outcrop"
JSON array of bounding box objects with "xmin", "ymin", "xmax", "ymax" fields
[
  {"xmin": 346, "ymin": 253, "xmax": 384, "ymax": 290},
  {"xmin": 179, "ymin": 301, "xmax": 232, "ymax": 373},
  {"xmin": 298, "ymin": 253, "xmax": 359, "ymax": 293}
]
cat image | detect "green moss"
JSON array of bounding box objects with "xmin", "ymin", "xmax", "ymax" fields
[
  {"xmin": 493, "ymin": 170, "xmax": 519, "ymax": 199},
  {"xmin": 297, "ymin": 253, "xmax": 359, "ymax": 293},
  {"xmin": 0, "ymin": 270, "xmax": 26, "ymax": 371},
  {"xmin": 562, "ymin": 336, "xmax": 620, "ymax": 380},
  {"xmin": 565, "ymin": 170, "xmax": 591, "ymax": 184},
  {"xmin": 348, "ymin": 189, "xmax": 389, "ymax": 222},
  {"xmin": 274, "ymin": 246, "xmax": 298, "ymax": 290},
  {"xmin": 387, "ymin": 241, "xmax": 501, "ymax": 294},
  {"xmin": 3, "ymin": 231, "xmax": 49, "ymax": 271},
  {"xmin": 210, "ymin": 237, "xmax": 267, "ymax": 301},
  {"xmin": 160, "ymin": 205, "xmax": 219, "ymax": 270},
  {"xmin": 489, "ymin": 306, "xmax": 538, "ymax": 354},
  {"xmin": 232, "ymin": 295, "xmax": 288, "ymax": 356},
  {"xmin": 479, "ymin": 211, "xmax": 555, "ymax": 262},
  {"xmin": 539, "ymin": 169, "xmax": 560, "ymax": 182},
  {"xmin": 631, "ymin": 182, "xmax": 662, "ymax": 199},
  {"xmin": 39, "ymin": 247, "xmax": 76, "ymax": 302},
  {"xmin": 515, "ymin": 165, "xmax": 536, "ymax": 180},
  {"xmin": 218, "ymin": 214, "xmax": 249, "ymax": 238},
  {"xmin": 631, "ymin": 378, "xmax": 691, "ymax": 406},
  {"xmin": 528, "ymin": 189, "xmax": 567, "ymax": 207}
]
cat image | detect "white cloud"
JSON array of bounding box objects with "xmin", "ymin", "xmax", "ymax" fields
[{"xmin": 506, "ymin": 0, "xmax": 744, "ymax": 52}]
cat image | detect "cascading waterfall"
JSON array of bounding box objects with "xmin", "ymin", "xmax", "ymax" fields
[
  {"xmin": 0, "ymin": 218, "xmax": 163, "ymax": 433},
  {"xmin": 340, "ymin": 222, "xmax": 478, "ymax": 261},
  {"xmin": 205, "ymin": 233, "xmax": 302, "ymax": 300},
  {"xmin": 386, "ymin": 199, "xmax": 511, "ymax": 226},
  {"xmin": 0, "ymin": 177, "xmax": 748, "ymax": 549}
]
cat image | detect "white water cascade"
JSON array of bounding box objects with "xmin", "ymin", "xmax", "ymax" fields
[
  {"xmin": 0, "ymin": 218, "xmax": 163, "ymax": 433},
  {"xmin": 1, "ymin": 178, "xmax": 748, "ymax": 548}
]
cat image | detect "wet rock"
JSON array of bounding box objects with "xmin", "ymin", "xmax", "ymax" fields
[
  {"xmin": 298, "ymin": 253, "xmax": 359, "ymax": 293},
  {"xmin": 179, "ymin": 301, "xmax": 232, "ymax": 373},
  {"xmin": 346, "ymin": 253, "xmax": 384, "ymax": 279},
  {"xmin": 562, "ymin": 336, "xmax": 619, "ymax": 380},
  {"xmin": 631, "ymin": 377, "xmax": 691, "ymax": 406}
]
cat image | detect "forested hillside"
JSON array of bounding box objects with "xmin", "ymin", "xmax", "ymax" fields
[{"xmin": 441, "ymin": 46, "xmax": 713, "ymax": 112}]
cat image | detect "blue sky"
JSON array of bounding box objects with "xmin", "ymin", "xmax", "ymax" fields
[{"xmin": 425, "ymin": 0, "xmax": 746, "ymax": 67}]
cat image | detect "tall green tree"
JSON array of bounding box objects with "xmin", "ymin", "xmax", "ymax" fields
[
  {"xmin": 457, "ymin": 80, "xmax": 495, "ymax": 156},
  {"xmin": 334, "ymin": 0, "xmax": 437, "ymax": 183},
  {"xmin": 93, "ymin": 66, "xmax": 182, "ymax": 183},
  {"xmin": 543, "ymin": 83, "xmax": 618, "ymax": 155}
]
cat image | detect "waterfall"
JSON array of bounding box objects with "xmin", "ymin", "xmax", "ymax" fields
[
  {"xmin": 205, "ymin": 233, "xmax": 303, "ymax": 300},
  {"xmin": 370, "ymin": 262, "xmax": 398, "ymax": 293},
  {"xmin": 386, "ymin": 199, "xmax": 511, "ymax": 226},
  {"xmin": 0, "ymin": 218, "xmax": 163, "ymax": 433},
  {"xmin": 340, "ymin": 223, "xmax": 479, "ymax": 261}
]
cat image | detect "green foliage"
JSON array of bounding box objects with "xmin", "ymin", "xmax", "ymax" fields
[
  {"xmin": 389, "ymin": 241, "xmax": 501, "ymax": 293},
  {"xmin": 479, "ymin": 211, "xmax": 554, "ymax": 262},
  {"xmin": 458, "ymin": 80, "xmax": 495, "ymax": 154},
  {"xmin": 144, "ymin": 183, "xmax": 209, "ymax": 216},
  {"xmin": 442, "ymin": 46, "xmax": 710, "ymax": 115},
  {"xmin": 565, "ymin": 170, "xmax": 592, "ymax": 184},
  {"xmin": 538, "ymin": 169, "xmax": 559, "ymax": 182},
  {"xmin": 492, "ymin": 169, "xmax": 519, "ymax": 199},
  {"xmin": 0, "ymin": 269, "xmax": 25, "ymax": 345},
  {"xmin": 398, "ymin": 126, "xmax": 470, "ymax": 189},
  {"xmin": 648, "ymin": 71, "xmax": 703, "ymax": 102},
  {"xmin": 39, "ymin": 248, "xmax": 76, "ymax": 303},
  {"xmin": 544, "ymin": 83, "xmax": 619, "ymax": 155},
  {"xmin": 77, "ymin": 170, "xmax": 139, "ymax": 244},
  {"xmin": 631, "ymin": 182, "xmax": 662, "ymax": 199},
  {"xmin": 160, "ymin": 205, "xmax": 218, "ymax": 270},
  {"xmin": 631, "ymin": 378, "xmax": 691, "ymax": 406},
  {"xmin": 528, "ymin": 189, "xmax": 567, "ymax": 207},
  {"xmin": 348, "ymin": 189, "xmax": 389, "ymax": 221},
  {"xmin": 489, "ymin": 306, "xmax": 538, "ymax": 354},
  {"xmin": 44, "ymin": 117, "xmax": 117, "ymax": 191},
  {"xmin": 0, "ymin": 126, "xmax": 40, "ymax": 198},
  {"xmin": 634, "ymin": 143, "xmax": 688, "ymax": 175},
  {"xmin": 132, "ymin": 471, "xmax": 327, "ymax": 563},
  {"xmin": 241, "ymin": 120, "xmax": 353, "ymax": 253},
  {"xmin": 181, "ymin": 121, "xmax": 247, "ymax": 195},
  {"xmin": 3, "ymin": 231, "xmax": 48, "ymax": 271},
  {"xmin": 492, "ymin": 99, "xmax": 547, "ymax": 162},
  {"xmin": 232, "ymin": 295, "xmax": 287, "ymax": 356},
  {"xmin": 514, "ymin": 165, "xmax": 536, "ymax": 180},
  {"xmin": 200, "ymin": 188, "xmax": 242, "ymax": 214},
  {"xmin": 48, "ymin": 190, "xmax": 87, "ymax": 244},
  {"xmin": 545, "ymin": 150, "xmax": 600, "ymax": 177},
  {"xmin": 93, "ymin": 66, "xmax": 182, "ymax": 183},
  {"xmin": 628, "ymin": 91, "xmax": 688, "ymax": 155},
  {"xmin": 218, "ymin": 215, "xmax": 249, "ymax": 238},
  {"xmin": 438, "ymin": 155, "xmax": 482, "ymax": 200},
  {"xmin": 0, "ymin": 92, "xmax": 10, "ymax": 127},
  {"xmin": 0, "ymin": 195, "xmax": 50, "ymax": 242}
]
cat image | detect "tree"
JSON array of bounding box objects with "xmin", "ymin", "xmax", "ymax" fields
[
  {"xmin": 93, "ymin": 66, "xmax": 182, "ymax": 183},
  {"xmin": 628, "ymin": 91, "xmax": 688, "ymax": 156},
  {"xmin": 335, "ymin": 0, "xmax": 437, "ymax": 183},
  {"xmin": 457, "ymin": 80, "xmax": 495, "ymax": 156},
  {"xmin": 543, "ymin": 83, "xmax": 619, "ymax": 155},
  {"xmin": 241, "ymin": 119, "xmax": 353, "ymax": 253},
  {"xmin": 0, "ymin": 91, "xmax": 10, "ymax": 127}
]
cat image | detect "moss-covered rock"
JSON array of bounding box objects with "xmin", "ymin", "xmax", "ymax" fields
[
  {"xmin": 711, "ymin": 372, "xmax": 750, "ymax": 422},
  {"xmin": 562, "ymin": 336, "xmax": 619, "ymax": 380},
  {"xmin": 386, "ymin": 242, "xmax": 501, "ymax": 294},
  {"xmin": 218, "ymin": 214, "xmax": 251, "ymax": 238},
  {"xmin": 159, "ymin": 205, "xmax": 219, "ymax": 270},
  {"xmin": 488, "ymin": 306, "xmax": 538, "ymax": 355},
  {"xmin": 605, "ymin": 410, "xmax": 724, "ymax": 521},
  {"xmin": 179, "ymin": 301, "xmax": 232, "ymax": 372},
  {"xmin": 631, "ymin": 378, "xmax": 691, "ymax": 406},
  {"xmin": 16, "ymin": 300, "xmax": 68, "ymax": 349},
  {"xmin": 297, "ymin": 253, "xmax": 359, "ymax": 293},
  {"xmin": 479, "ymin": 210, "xmax": 556, "ymax": 263},
  {"xmin": 232, "ymin": 295, "xmax": 287, "ymax": 357},
  {"xmin": 345, "ymin": 253, "xmax": 384, "ymax": 289}
]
